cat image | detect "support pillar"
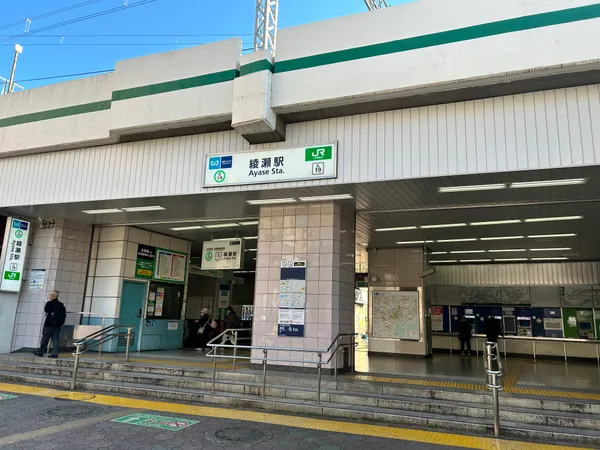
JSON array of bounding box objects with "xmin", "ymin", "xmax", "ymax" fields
[{"xmin": 252, "ymin": 201, "xmax": 355, "ymax": 371}]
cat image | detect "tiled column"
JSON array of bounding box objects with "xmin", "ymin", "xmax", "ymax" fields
[
  {"xmin": 252, "ymin": 201, "xmax": 355, "ymax": 371},
  {"xmin": 11, "ymin": 219, "xmax": 92, "ymax": 351}
]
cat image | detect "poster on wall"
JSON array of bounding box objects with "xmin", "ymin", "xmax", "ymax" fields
[
  {"xmin": 430, "ymin": 306, "xmax": 444, "ymax": 332},
  {"xmin": 0, "ymin": 218, "xmax": 30, "ymax": 292},
  {"xmin": 155, "ymin": 249, "xmax": 187, "ymax": 284},
  {"xmin": 29, "ymin": 269, "xmax": 46, "ymax": 290},
  {"xmin": 135, "ymin": 244, "xmax": 156, "ymax": 279},
  {"xmin": 372, "ymin": 290, "xmax": 420, "ymax": 340},
  {"xmin": 278, "ymin": 260, "xmax": 307, "ymax": 337},
  {"xmin": 277, "ymin": 309, "xmax": 305, "ymax": 337},
  {"xmin": 155, "ymin": 287, "xmax": 165, "ymax": 317}
]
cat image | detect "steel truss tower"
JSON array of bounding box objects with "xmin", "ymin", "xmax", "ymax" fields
[
  {"xmin": 254, "ymin": 0, "xmax": 279, "ymax": 53},
  {"xmin": 364, "ymin": 0, "xmax": 389, "ymax": 10}
]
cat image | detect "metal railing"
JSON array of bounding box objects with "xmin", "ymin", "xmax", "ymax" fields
[
  {"xmin": 70, "ymin": 324, "xmax": 134, "ymax": 391},
  {"xmin": 207, "ymin": 332, "xmax": 357, "ymax": 405},
  {"xmin": 435, "ymin": 332, "xmax": 600, "ymax": 365},
  {"xmin": 483, "ymin": 341, "xmax": 504, "ymax": 437}
]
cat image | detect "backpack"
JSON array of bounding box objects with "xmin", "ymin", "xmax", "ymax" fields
[{"xmin": 49, "ymin": 301, "xmax": 66, "ymax": 327}]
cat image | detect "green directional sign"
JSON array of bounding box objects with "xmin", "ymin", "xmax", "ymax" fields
[
  {"xmin": 305, "ymin": 145, "xmax": 333, "ymax": 161},
  {"xmin": 112, "ymin": 413, "xmax": 198, "ymax": 431},
  {"xmin": 0, "ymin": 393, "xmax": 17, "ymax": 400},
  {"xmin": 205, "ymin": 251, "xmax": 213, "ymax": 262}
]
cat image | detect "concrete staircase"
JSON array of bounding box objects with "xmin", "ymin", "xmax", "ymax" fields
[{"xmin": 0, "ymin": 354, "xmax": 599, "ymax": 447}]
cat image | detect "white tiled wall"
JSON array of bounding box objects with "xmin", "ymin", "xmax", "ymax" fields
[
  {"xmin": 252, "ymin": 202, "xmax": 355, "ymax": 369},
  {"xmin": 84, "ymin": 226, "xmax": 191, "ymax": 320},
  {"xmin": 12, "ymin": 219, "xmax": 92, "ymax": 350}
]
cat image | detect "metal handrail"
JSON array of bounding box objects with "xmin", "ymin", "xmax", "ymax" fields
[
  {"xmin": 483, "ymin": 341, "xmax": 504, "ymax": 437},
  {"xmin": 70, "ymin": 324, "xmax": 135, "ymax": 391},
  {"xmin": 207, "ymin": 332, "xmax": 358, "ymax": 404}
]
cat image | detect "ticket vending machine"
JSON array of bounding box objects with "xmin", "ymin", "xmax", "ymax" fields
[
  {"xmin": 577, "ymin": 310, "xmax": 595, "ymax": 339},
  {"xmin": 502, "ymin": 308, "xmax": 517, "ymax": 336},
  {"xmin": 516, "ymin": 308, "xmax": 532, "ymax": 337}
]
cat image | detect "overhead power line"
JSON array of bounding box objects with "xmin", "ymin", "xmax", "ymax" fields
[
  {"xmin": 0, "ymin": 0, "xmax": 158, "ymax": 45},
  {"xmin": 0, "ymin": 0, "xmax": 109, "ymax": 32}
]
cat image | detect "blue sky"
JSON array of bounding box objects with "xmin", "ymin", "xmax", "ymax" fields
[{"xmin": 0, "ymin": 0, "xmax": 410, "ymax": 89}]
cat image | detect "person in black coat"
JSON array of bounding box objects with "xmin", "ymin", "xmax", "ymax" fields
[
  {"xmin": 457, "ymin": 316, "xmax": 473, "ymax": 356},
  {"xmin": 484, "ymin": 316, "xmax": 503, "ymax": 343}
]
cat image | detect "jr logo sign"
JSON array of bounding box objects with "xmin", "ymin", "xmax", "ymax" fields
[{"xmin": 305, "ymin": 145, "xmax": 333, "ymax": 161}]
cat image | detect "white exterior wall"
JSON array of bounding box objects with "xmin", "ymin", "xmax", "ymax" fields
[
  {"xmin": 0, "ymin": 74, "xmax": 112, "ymax": 155},
  {"xmin": 110, "ymin": 39, "xmax": 240, "ymax": 134},
  {"xmin": 273, "ymin": 0, "xmax": 600, "ymax": 110},
  {"xmin": 0, "ymin": 84, "xmax": 599, "ymax": 207}
]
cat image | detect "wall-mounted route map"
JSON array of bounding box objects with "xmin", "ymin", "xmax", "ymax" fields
[{"xmin": 372, "ymin": 291, "xmax": 420, "ymax": 340}]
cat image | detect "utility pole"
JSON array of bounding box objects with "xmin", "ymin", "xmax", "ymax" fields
[
  {"xmin": 254, "ymin": 0, "xmax": 279, "ymax": 54},
  {"xmin": 364, "ymin": 0, "xmax": 389, "ymax": 10},
  {"xmin": 4, "ymin": 44, "xmax": 23, "ymax": 95}
]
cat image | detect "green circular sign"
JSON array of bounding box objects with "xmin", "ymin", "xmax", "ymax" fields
[
  {"xmin": 15, "ymin": 230, "xmax": 23, "ymax": 238},
  {"xmin": 205, "ymin": 251, "xmax": 213, "ymax": 262},
  {"xmin": 214, "ymin": 170, "xmax": 226, "ymax": 183}
]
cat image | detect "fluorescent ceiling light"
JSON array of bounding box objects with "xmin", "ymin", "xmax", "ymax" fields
[
  {"xmin": 450, "ymin": 250, "xmax": 486, "ymax": 254},
  {"xmin": 204, "ymin": 223, "xmax": 240, "ymax": 229},
  {"xmin": 528, "ymin": 233, "xmax": 576, "ymax": 239},
  {"xmin": 298, "ymin": 194, "xmax": 354, "ymax": 202},
  {"xmin": 430, "ymin": 260, "xmax": 457, "ymax": 263},
  {"xmin": 421, "ymin": 223, "xmax": 467, "ymax": 229},
  {"xmin": 524, "ymin": 216, "xmax": 583, "ymax": 223},
  {"xmin": 460, "ymin": 259, "xmax": 492, "ymax": 263},
  {"xmin": 470, "ymin": 219, "xmax": 521, "ymax": 226},
  {"xmin": 244, "ymin": 236, "xmax": 259, "ymax": 240},
  {"xmin": 234, "ymin": 270, "xmax": 256, "ymax": 274},
  {"xmin": 245, "ymin": 248, "xmax": 257, "ymax": 252},
  {"xmin": 530, "ymin": 247, "xmax": 572, "ymax": 252},
  {"xmin": 239, "ymin": 221, "xmax": 259, "ymax": 226},
  {"xmin": 531, "ymin": 257, "xmax": 569, "ymax": 261},
  {"xmin": 437, "ymin": 238, "xmax": 478, "ymax": 243},
  {"xmin": 121, "ymin": 205, "xmax": 165, "ymax": 212},
  {"xmin": 438, "ymin": 183, "xmax": 506, "ymax": 193},
  {"xmin": 431, "ymin": 251, "xmax": 448, "ymax": 255},
  {"xmin": 488, "ymin": 249, "xmax": 526, "ymax": 253},
  {"xmin": 375, "ymin": 226, "xmax": 418, "ymax": 232},
  {"xmin": 510, "ymin": 178, "xmax": 587, "ymax": 189},
  {"xmin": 82, "ymin": 208, "xmax": 123, "ymax": 214},
  {"xmin": 247, "ymin": 198, "xmax": 297, "ymax": 205},
  {"xmin": 170, "ymin": 225, "xmax": 203, "ymax": 231},
  {"xmin": 494, "ymin": 258, "xmax": 528, "ymax": 262},
  {"xmin": 480, "ymin": 236, "xmax": 524, "ymax": 241},
  {"xmin": 396, "ymin": 240, "xmax": 433, "ymax": 245}
]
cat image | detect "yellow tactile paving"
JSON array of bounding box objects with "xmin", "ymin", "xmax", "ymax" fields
[
  {"xmin": 0, "ymin": 381, "xmax": 589, "ymax": 450},
  {"xmin": 351, "ymin": 373, "xmax": 600, "ymax": 402}
]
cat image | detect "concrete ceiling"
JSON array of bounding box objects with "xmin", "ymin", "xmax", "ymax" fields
[{"xmin": 3, "ymin": 165, "xmax": 600, "ymax": 268}]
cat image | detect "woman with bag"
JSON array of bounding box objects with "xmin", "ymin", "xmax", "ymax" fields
[{"xmin": 195, "ymin": 308, "xmax": 216, "ymax": 353}]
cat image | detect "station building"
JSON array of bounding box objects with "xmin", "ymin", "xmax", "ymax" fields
[{"xmin": 1, "ymin": 0, "xmax": 600, "ymax": 369}]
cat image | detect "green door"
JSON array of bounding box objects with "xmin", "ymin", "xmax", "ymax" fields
[{"xmin": 117, "ymin": 281, "xmax": 146, "ymax": 352}]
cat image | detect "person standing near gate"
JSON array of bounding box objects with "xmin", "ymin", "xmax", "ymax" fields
[
  {"xmin": 33, "ymin": 291, "xmax": 66, "ymax": 358},
  {"xmin": 457, "ymin": 316, "xmax": 473, "ymax": 356}
]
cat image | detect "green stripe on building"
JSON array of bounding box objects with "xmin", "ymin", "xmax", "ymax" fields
[
  {"xmin": 274, "ymin": 3, "xmax": 600, "ymax": 73},
  {"xmin": 240, "ymin": 59, "xmax": 274, "ymax": 76},
  {"xmin": 111, "ymin": 69, "xmax": 240, "ymax": 101},
  {"xmin": 0, "ymin": 100, "xmax": 111, "ymax": 129}
]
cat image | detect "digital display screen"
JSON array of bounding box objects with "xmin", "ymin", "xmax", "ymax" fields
[{"xmin": 579, "ymin": 322, "xmax": 592, "ymax": 331}]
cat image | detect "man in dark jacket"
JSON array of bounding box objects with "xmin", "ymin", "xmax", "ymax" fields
[
  {"xmin": 33, "ymin": 291, "xmax": 66, "ymax": 358},
  {"xmin": 457, "ymin": 316, "xmax": 473, "ymax": 356}
]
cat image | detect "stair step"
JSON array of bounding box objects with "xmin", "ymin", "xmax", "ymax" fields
[{"xmin": 0, "ymin": 369, "xmax": 597, "ymax": 447}]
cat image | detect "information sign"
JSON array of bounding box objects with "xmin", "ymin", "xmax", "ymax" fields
[
  {"xmin": 29, "ymin": 269, "xmax": 46, "ymax": 290},
  {"xmin": 135, "ymin": 244, "xmax": 156, "ymax": 279},
  {"xmin": 201, "ymin": 240, "xmax": 243, "ymax": 270},
  {"xmin": 204, "ymin": 143, "xmax": 337, "ymax": 187},
  {"xmin": 0, "ymin": 218, "xmax": 30, "ymax": 292}
]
